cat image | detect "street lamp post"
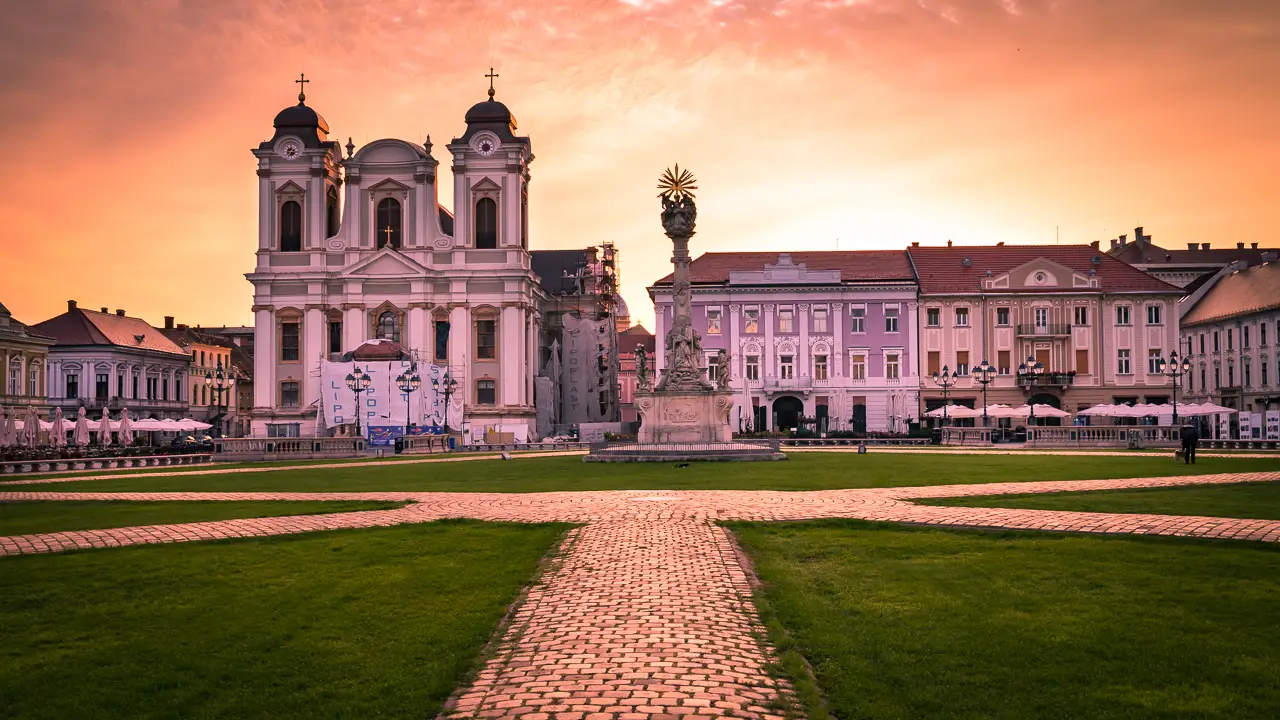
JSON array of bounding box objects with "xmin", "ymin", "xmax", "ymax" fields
[
  {"xmin": 431, "ymin": 372, "xmax": 458, "ymax": 433},
  {"xmin": 345, "ymin": 366, "xmax": 372, "ymax": 439},
  {"xmin": 395, "ymin": 368, "xmax": 423, "ymax": 437},
  {"xmin": 203, "ymin": 357, "xmax": 233, "ymax": 438},
  {"xmin": 1017, "ymin": 356, "xmax": 1045, "ymax": 425},
  {"xmin": 974, "ymin": 359, "xmax": 996, "ymax": 427},
  {"xmin": 1157, "ymin": 351, "xmax": 1193, "ymax": 426},
  {"xmin": 932, "ymin": 366, "xmax": 957, "ymax": 425}
]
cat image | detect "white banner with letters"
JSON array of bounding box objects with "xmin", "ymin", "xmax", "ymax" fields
[
  {"xmin": 320, "ymin": 360, "xmax": 458, "ymax": 429},
  {"xmin": 1266, "ymin": 411, "xmax": 1280, "ymax": 440}
]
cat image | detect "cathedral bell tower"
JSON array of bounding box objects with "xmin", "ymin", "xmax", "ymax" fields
[
  {"xmin": 251, "ymin": 75, "xmax": 343, "ymax": 263},
  {"xmin": 448, "ymin": 69, "xmax": 532, "ymax": 253}
]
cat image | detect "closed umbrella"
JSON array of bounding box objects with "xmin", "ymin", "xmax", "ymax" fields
[
  {"xmin": 0, "ymin": 407, "xmax": 12, "ymax": 446},
  {"xmin": 73, "ymin": 407, "xmax": 91, "ymax": 447},
  {"xmin": 98, "ymin": 411, "xmax": 113, "ymax": 446},
  {"xmin": 50, "ymin": 407, "xmax": 68, "ymax": 447},
  {"xmin": 24, "ymin": 406, "xmax": 41, "ymax": 446},
  {"xmin": 118, "ymin": 408, "xmax": 134, "ymax": 446}
]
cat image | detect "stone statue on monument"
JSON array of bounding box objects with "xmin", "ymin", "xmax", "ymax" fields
[
  {"xmin": 715, "ymin": 348, "xmax": 732, "ymax": 390},
  {"xmin": 635, "ymin": 344, "xmax": 651, "ymax": 391}
]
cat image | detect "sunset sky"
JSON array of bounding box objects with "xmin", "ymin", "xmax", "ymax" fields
[{"xmin": 1, "ymin": 0, "xmax": 1276, "ymax": 331}]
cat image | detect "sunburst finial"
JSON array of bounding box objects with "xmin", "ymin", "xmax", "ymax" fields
[{"xmin": 657, "ymin": 165, "xmax": 697, "ymax": 203}]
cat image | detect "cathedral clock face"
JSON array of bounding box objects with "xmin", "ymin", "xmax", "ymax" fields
[
  {"xmin": 475, "ymin": 138, "xmax": 497, "ymax": 156},
  {"xmin": 278, "ymin": 139, "xmax": 303, "ymax": 160}
]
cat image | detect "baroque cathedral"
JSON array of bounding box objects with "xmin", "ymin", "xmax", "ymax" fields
[{"xmin": 248, "ymin": 75, "xmax": 610, "ymax": 441}]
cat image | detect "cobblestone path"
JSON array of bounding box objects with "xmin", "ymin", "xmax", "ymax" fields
[{"xmin": 3, "ymin": 469, "xmax": 1278, "ymax": 719}]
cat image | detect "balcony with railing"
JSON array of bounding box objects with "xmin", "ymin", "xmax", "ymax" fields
[
  {"xmin": 1016, "ymin": 323, "xmax": 1072, "ymax": 337},
  {"xmin": 1016, "ymin": 371, "xmax": 1077, "ymax": 388}
]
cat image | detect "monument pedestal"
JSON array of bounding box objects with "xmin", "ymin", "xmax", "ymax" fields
[{"xmin": 634, "ymin": 389, "xmax": 735, "ymax": 444}]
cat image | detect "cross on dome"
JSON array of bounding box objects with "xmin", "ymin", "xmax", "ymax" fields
[
  {"xmin": 485, "ymin": 67, "xmax": 499, "ymax": 99},
  {"xmin": 295, "ymin": 73, "xmax": 310, "ymax": 103}
]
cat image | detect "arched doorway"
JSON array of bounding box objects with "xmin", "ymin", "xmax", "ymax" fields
[
  {"xmin": 773, "ymin": 396, "xmax": 804, "ymax": 431},
  {"xmin": 1027, "ymin": 392, "xmax": 1062, "ymax": 426}
]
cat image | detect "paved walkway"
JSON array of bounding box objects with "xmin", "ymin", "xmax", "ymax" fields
[{"xmin": 4, "ymin": 470, "xmax": 1279, "ymax": 719}]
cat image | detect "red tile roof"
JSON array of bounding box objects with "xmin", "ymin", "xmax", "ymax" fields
[
  {"xmin": 654, "ymin": 250, "xmax": 914, "ymax": 285},
  {"xmin": 33, "ymin": 308, "xmax": 188, "ymax": 356},
  {"xmin": 907, "ymin": 244, "xmax": 1183, "ymax": 295},
  {"xmin": 1181, "ymin": 262, "xmax": 1280, "ymax": 326},
  {"xmin": 620, "ymin": 325, "xmax": 656, "ymax": 354}
]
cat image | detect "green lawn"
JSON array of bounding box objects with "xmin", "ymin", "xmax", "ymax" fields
[
  {"xmin": 2, "ymin": 453, "xmax": 1276, "ymax": 494},
  {"xmin": 0, "ymin": 520, "xmax": 567, "ymax": 720},
  {"xmin": 0, "ymin": 500, "xmax": 407, "ymax": 536},
  {"xmin": 917, "ymin": 481, "xmax": 1280, "ymax": 520},
  {"xmin": 731, "ymin": 520, "xmax": 1280, "ymax": 720}
]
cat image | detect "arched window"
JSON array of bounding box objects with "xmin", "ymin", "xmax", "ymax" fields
[
  {"xmin": 280, "ymin": 200, "xmax": 302, "ymax": 252},
  {"xmin": 377, "ymin": 312, "xmax": 400, "ymax": 342},
  {"xmin": 376, "ymin": 198, "xmax": 402, "ymax": 249},
  {"xmin": 475, "ymin": 197, "xmax": 497, "ymax": 249},
  {"xmin": 326, "ymin": 188, "xmax": 340, "ymax": 238}
]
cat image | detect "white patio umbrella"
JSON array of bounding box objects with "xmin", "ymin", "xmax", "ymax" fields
[
  {"xmin": 1194, "ymin": 402, "xmax": 1238, "ymax": 415},
  {"xmin": 180, "ymin": 418, "xmax": 213, "ymax": 431},
  {"xmin": 1077, "ymin": 404, "xmax": 1116, "ymax": 417},
  {"xmin": 118, "ymin": 408, "xmax": 134, "ymax": 446},
  {"xmin": 97, "ymin": 410, "xmax": 113, "ymax": 446},
  {"xmin": 925, "ymin": 404, "xmax": 982, "ymax": 419},
  {"xmin": 50, "ymin": 407, "xmax": 68, "ymax": 448},
  {"xmin": 73, "ymin": 407, "xmax": 91, "ymax": 446}
]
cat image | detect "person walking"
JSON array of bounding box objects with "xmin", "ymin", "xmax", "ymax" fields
[{"xmin": 1180, "ymin": 423, "xmax": 1200, "ymax": 464}]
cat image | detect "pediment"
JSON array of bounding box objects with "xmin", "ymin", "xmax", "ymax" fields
[
  {"xmin": 470, "ymin": 176, "xmax": 502, "ymax": 192},
  {"xmin": 340, "ymin": 248, "xmax": 428, "ymax": 277},
  {"xmin": 986, "ymin": 258, "xmax": 1098, "ymax": 290},
  {"xmin": 369, "ymin": 177, "xmax": 411, "ymax": 192},
  {"xmin": 275, "ymin": 180, "xmax": 305, "ymax": 194}
]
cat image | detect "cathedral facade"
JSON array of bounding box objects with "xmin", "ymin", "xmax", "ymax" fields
[{"xmin": 247, "ymin": 80, "xmax": 541, "ymax": 441}]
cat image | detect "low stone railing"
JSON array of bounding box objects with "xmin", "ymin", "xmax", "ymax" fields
[
  {"xmin": 1, "ymin": 453, "xmax": 213, "ymax": 476},
  {"xmin": 781, "ymin": 437, "xmax": 932, "ymax": 448},
  {"xmin": 939, "ymin": 425, "xmax": 1225, "ymax": 448},
  {"xmin": 213, "ymin": 437, "xmax": 366, "ymax": 461}
]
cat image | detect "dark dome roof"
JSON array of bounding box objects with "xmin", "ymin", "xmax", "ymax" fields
[
  {"xmin": 465, "ymin": 98, "xmax": 514, "ymax": 126},
  {"xmin": 273, "ymin": 102, "xmax": 329, "ymax": 133}
]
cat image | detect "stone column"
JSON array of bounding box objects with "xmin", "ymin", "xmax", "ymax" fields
[
  {"xmin": 449, "ymin": 305, "xmax": 471, "ymax": 407},
  {"xmin": 763, "ymin": 304, "xmax": 775, "ymax": 379},
  {"xmin": 407, "ymin": 304, "xmax": 427, "ymax": 358},
  {"xmin": 253, "ymin": 307, "xmax": 274, "ymax": 411},
  {"xmin": 343, "ymin": 304, "xmax": 365, "ymax": 350},
  {"xmin": 303, "ymin": 307, "xmax": 323, "ymax": 406},
  {"xmin": 799, "ymin": 303, "xmax": 810, "ymax": 379},
  {"xmin": 501, "ymin": 305, "xmax": 521, "ymax": 406},
  {"xmin": 654, "ymin": 304, "xmax": 666, "ymax": 374}
]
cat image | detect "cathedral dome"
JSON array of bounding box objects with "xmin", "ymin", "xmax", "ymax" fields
[
  {"xmin": 464, "ymin": 98, "xmax": 515, "ymax": 127},
  {"xmin": 273, "ymin": 101, "xmax": 330, "ymax": 134}
]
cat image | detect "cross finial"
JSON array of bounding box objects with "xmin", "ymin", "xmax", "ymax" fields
[
  {"xmin": 295, "ymin": 73, "xmax": 310, "ymax": 103},
  {"xmin": 383, "ymin": 225, "xmax": 394, "ymax": 247},
  {"xmin": 485, "ymin": 67, "xmax": 499, "ymax": 100}
]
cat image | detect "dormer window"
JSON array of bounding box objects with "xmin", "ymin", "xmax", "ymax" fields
[{"xmin": 475, "ymin": 197, "xmax": 498, "ymax": 249}]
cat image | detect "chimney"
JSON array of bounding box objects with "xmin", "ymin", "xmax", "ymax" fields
[
  {"xmin": 100, "ymin": 307, "xmax": 109, "ymax": 313},
  {"xmin": 947, "ymin": 239, "xmax": 953, "ymax": 247},
  {"xmin": 164, "ymin": 316, "xmax": 175, "ymax": 330},
  {"xmin": 1090, "ymin": 240, "xmax": 1100, "ymax": 250},
  {"xmin": 1118, "ymin": 234, "xmax": 1128, "ymax": 246},
  {"xmin": 1187, "ymin": 243, "xmax": 1198, "ymax": 250},
  {"xmin": 1134, "ymin": 226, "xmax": 1148, "ymax": 245},
  {"xmin": 67, "ymin": 300, "xmax": 77, "ymax": 311},
  {"xmin": 1202, "ymin": 243, "xmax": 1211, "ymax": 250},
  {"xmin": 911, "ymin": 241, "xmax": 920, "ymax": 247},
  {"xmin": 177, "ymin": 323, "xmax": 189, "ymax": 330},
  {"xmin": 115, "ymin": 309, "xmax": 125, "ymax": 317},
  {"xmin": 1110, "ymin": 239, "xmax": 1118, "ymax": 250},
  {"xmin": 1251, "ymin": 242, "xmax": 1259, "ymax": 249},
  {"xmin": 1237, "ymin": 242, "xmax": 1245, "ymax": 249}
]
